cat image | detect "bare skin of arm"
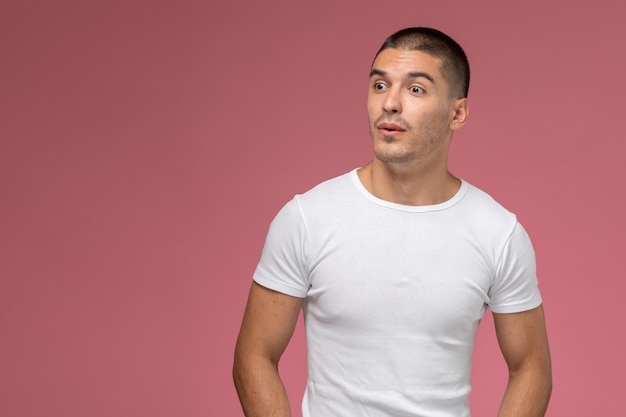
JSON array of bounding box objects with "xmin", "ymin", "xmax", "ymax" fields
[
  {"xmin": 495, "ymin": 305, "xmax": 552, "ymax": 417},
  {"xmin": 233, "ymin": 282, "xmax": 304, "ymax": 417}
]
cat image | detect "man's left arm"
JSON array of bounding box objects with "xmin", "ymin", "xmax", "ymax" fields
[{"xmin": 494, "ymin": 305, "xmax": 552, "ymax": 417}]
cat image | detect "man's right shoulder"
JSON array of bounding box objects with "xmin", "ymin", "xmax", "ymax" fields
[{"xmin": 293, "ymin": 170, "xmax": 355, "ymax": 204}]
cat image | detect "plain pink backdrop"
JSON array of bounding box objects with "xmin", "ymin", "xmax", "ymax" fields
[{"xmin": 2, "ymin": 0, "xmax": 625, "ymax": 416}]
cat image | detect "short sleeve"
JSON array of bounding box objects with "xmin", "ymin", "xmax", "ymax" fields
[
  {"xmin": 488, "ymin": 222, "xmax": 542, "ymax": 313},
  {"xmin": 253, "ymin": 197, "xmax": 310, "ymax": 298}
]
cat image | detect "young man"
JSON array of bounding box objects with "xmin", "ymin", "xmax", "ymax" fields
[{"xmin": 233, "ymin": 27, "xmax": 552, "ymax": 417}]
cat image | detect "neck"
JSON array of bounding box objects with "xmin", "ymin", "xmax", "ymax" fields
[{"xmin": 357, "ymin": 160, "xmax": 461, "ymax": 206}]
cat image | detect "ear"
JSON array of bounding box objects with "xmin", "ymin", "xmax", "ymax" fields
[{"xmin": 449, "ymin": 98, "xmax": 468, "ymax": 131}]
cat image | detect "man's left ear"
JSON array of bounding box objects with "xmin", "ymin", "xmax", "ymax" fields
[{"xmin": 450, "ymin": 98, "xmax": 468, "ymax": 131}]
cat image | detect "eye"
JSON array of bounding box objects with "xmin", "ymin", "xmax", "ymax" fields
[
  {"xmin": 373, "ymin": 82, "xmax": 387, "ymax": 91},
  {"xmin": 410, "ymin": 85, "xmax": 425, "ymax": 94}
]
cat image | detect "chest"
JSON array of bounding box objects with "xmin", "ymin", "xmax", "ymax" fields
[{"xmin": 304, "ymin": 215, "xmax": 495, "ymax": 334}]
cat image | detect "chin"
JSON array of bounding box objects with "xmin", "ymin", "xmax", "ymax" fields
[{"xmin": 374, "ymin": 150, "xmax": 413, "ymax": 165}]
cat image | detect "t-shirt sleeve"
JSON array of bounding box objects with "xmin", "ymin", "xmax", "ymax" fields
[
  {"xmin": 253, "ymin": 197, "xmax": 310, "ymax": 298},
  {"xmin": 488, "ymin": 221, "xmax": 542, "ymax": 313}
]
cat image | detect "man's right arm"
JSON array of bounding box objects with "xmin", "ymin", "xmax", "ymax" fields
[{"xmin": 233, "ymin": 281, "xmax": 304, "ymax": 417}]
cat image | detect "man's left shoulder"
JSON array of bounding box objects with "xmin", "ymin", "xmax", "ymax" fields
[{"xmin": 461, "ymin": 181, "xmax": 520, "ymax": 232}]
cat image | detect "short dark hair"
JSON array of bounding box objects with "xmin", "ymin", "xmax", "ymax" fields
[{"xmin": 375, "ymin": 27, "xmax": 470, "ymax": 98}]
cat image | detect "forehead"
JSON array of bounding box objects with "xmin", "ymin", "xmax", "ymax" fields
[{"xmin": 371, "ymin": 48, "xmax": 444, "ymax": 80}]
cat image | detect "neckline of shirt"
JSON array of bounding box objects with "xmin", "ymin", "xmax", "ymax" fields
[{"xmin": 349, "ymin": 168, "xmax": 468, "ymax": 213}]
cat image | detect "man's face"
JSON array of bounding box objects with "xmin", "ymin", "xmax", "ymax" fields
[{"xmin": 367, "ymin": 48, "xmax": 466, "ymax": 167}]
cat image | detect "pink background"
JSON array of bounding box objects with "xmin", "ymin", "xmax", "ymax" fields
[{"xmin": 2, "ymin": 0, "xmax": 625, "ymax": 415}]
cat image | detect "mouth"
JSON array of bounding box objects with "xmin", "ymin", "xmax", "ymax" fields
[{"xmin": 377, "ymin": 122, "xmax": 406, "ymax": 135}]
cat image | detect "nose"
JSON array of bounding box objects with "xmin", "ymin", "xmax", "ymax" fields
[{"xmin": 382, "ymin": 87, "xmax": 402, "ymax": 114}]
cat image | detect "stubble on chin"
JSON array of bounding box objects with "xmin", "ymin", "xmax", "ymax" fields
[
  {"xmin": 371, "ymin": 131, "xmax": 415, "ymax": 165},
  {"xmin": 374, "ymin": 148, "xmax": 416, "ymax": 165}
]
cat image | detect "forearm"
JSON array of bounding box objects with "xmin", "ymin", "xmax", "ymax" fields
[
  {"xmin": 497, "ymin": 368, "xmax": 552, "ymax": 417},
  {"xmin": 233, "ymin": 355, "xmax": 292, "ymax": 417}
]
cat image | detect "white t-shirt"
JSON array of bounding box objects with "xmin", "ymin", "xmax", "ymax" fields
[{"xmin": 254, "ymin": 169, "xmax": 542, "ymax": 417}]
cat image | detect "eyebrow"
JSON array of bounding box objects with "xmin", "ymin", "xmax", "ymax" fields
[{"xmin": 369, "ymin": 69, "xmax": 435, "ymax": 84}]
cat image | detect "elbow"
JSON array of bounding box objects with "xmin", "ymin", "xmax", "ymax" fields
[
  {"xmin": 232, "ymin": 345, "xmax": 274, "ymax": 392},
  {"xmin": 539, "ymin": 353, "xmax": 553, "ymax": 401},
  {"xmin": 509, "ymin": 360, "xmax": 553, "ymax": 406},
  {"xmin": 232, "ymin": 346, "xmax": 248, "ymax": 393},
  {"xmin": 539, "ymin": 369, "xmax": 553, "ymax": 412},
  {"xmin": 233, "ymin": 342, "xmax": 246, "ymax": 392},
  {"xmin": 544, "ymin": 366, "xmax": 553, "ymax": 402}
]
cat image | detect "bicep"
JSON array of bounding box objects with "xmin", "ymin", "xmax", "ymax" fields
[
  {"xmin": 235, "ymin": 281, "xmax": 304, "ymax": 365},
  {"xmin": 493, "ymin": 305, "xmax": 551, "ymax": 375}
]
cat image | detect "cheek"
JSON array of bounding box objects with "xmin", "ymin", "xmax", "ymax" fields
[
  {"xmin": 419, "ymin": 105, "xmax": 450, "ymax": 125},
  {"xmin": 366, "ymin": 100, "xmax": 378, "ymax": 122}
]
